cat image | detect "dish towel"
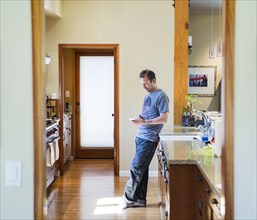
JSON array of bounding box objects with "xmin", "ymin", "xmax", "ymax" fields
[
  {"xmin": 53, "ymin": 140, "xmax": 60, "ymax": 161},
  {"xmin": 46, "ymin": 142, "xmax": 55, "ymax": 167}
]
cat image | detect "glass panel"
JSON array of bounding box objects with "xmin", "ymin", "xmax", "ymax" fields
[{"xmin": 80, "ymin": 56, "xmax": 114, "ymax": 147}]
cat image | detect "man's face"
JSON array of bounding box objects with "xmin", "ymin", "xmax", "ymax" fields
[{"xmin": 140, "ymin": 76, "xmax": 156, "ymax": 93}]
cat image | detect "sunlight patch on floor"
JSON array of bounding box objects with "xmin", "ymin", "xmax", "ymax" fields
[
  {"xmin": 96, "ymin": 197, "xmax": 121, "ymax": 206},
  {"xmin": 94, "ymin": 197, "xmax": 123, "ymax": 215}
]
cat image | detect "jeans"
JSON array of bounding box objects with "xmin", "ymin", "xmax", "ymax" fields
[{"xmin": 124, "ymin": 137, "xmax": 159, "ymax": 202}]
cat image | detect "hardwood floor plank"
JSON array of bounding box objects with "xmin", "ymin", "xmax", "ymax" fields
[{"xmin": 47, "ymin": 159, "xmax": 161, "ymax": 220}]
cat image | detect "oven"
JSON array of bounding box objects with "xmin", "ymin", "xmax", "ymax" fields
[
  {"xmin": 46, "ymin": 119, "xmax": 60, "ymax": 187},
  {"xmin": 46, "ymin": 119, "xmax": 60, "ymax": 143}
]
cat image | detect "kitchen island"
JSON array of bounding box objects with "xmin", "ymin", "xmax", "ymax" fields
[{"xmin": 157, "ymin": 127, "xmax": 224, "ymax": 220}]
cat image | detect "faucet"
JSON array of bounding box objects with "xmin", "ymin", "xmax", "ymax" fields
[
  {"xmin": 197, "ymin": 111, "xmax": 211, "ymax": 136},
  {"xmin": 200, "ymin": 112, "xmax": 211, "ymax": 127}
]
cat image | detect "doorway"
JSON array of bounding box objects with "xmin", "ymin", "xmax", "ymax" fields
[
  {"xmin": 75, "ymin": 51, "xmax": 115, "ymax": 159},
  {"xmin": 59, "ymin": 44, "xmax": 120, "ymax": 176}
]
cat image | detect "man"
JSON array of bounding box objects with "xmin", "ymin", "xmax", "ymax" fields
[{"xmin": 119, "ymin": 69, "xmax": 169, "ymax": 209}]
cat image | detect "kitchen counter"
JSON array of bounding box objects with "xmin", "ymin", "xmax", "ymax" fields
[
  {"xmin": 159, "ymin": 125, "xmax": 223, "ymax": 197},
  {"xmin": 157, "ymin": 124, "xmax": 226, "ymax": 220},
  {"xmin": 160, "ymin": 140, "xmax": 222, "ymax": 195},
  {"xmin": 160, "ymin": 124, "xmax": 200, "ymax": 135}
]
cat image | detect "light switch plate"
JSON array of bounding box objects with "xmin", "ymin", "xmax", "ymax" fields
[
  {"xmin": 65, "ymin": 91, "xmax": 70, "ymax": 98},
  {"xmin": 52, "ymin": 93, "xmax": 57, "ymax": 99},
  {"xmin": 6, "ymin": 161, "xmax": 22, "ymax": 187}
]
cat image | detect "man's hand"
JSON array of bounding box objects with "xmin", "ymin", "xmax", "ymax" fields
[{"xmin": 129, "ymin": 116, "xmax": 145, "ymax": 125}]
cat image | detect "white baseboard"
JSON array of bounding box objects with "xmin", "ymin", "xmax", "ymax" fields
[{"xmin": 119, "ymin": 171, "xmax": 158, "ymax": 177}]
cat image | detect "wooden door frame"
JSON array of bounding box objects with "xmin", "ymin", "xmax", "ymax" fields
[
  {"xmin": 173, "ymin": 1, "xmax": 235, "ymax": 219},
  {"xmin": 222, "ymin": 1, "xmax": 235, "ymax": 219},
  {"xmin": 58, "ymin": 44, "xmax": 120, "ymax": 176},
  {"xmin": 32, "ymin": 0, "xmax": 46, "ymax": 219}
]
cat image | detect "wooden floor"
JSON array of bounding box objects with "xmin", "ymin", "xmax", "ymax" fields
[{"xmin": 47, "ymin": 159, "xmax": 161, "ymax": 220}]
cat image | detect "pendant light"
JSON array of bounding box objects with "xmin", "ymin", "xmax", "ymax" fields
[
  {"xmin": 209, "ymin": 0, "xmax": 214, "ymax": 59},
  {"xmin": 209, "ymin": 0, "xmax": 215, "ymax": 59},
  {"xmin": 216, "ymin": 0, "xmax": 222, "ymax": 57}
]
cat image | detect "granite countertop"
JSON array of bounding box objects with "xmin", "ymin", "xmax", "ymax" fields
[{"xmin": 159, "ymin": 126, "xmax": 223, "ymax": 197}]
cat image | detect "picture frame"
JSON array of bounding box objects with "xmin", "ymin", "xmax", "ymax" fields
[{"xmin": 188, "ymin": 65, "xmax": 217, "ymax": 96}]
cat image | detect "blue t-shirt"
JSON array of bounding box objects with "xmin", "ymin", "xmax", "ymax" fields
[{"xmin": 137, "ymin": 89, "xmax": 169, "ymax": 142}]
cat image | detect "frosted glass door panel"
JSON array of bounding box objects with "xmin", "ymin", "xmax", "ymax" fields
[{"xmin": 80, "ymin": 56, "xmax": 114, "ymax": 148}]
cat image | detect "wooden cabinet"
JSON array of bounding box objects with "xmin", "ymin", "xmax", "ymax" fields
[
  {"xmin": 63, "ymin": 113, "xmax": 72, "ymax": 164},
  {"xmin": 157, "ymin": 145, "xmax": 223, "ymax": 220},
  {"xmin": 197, "ymin": 170, "xmax": 222, "ymax": 220}
]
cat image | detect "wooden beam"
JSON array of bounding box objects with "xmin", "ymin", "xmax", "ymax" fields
[
  {"xmin": 222, "ymin": 0, "xmax": 235, "ymax": 219},
  {"xmin": 174, "ymin": 0, "xmax": 189, "ymax": 125},
  {"xmin": 31, "ymin": 0, "xmax": 46, "ymax": 219}
]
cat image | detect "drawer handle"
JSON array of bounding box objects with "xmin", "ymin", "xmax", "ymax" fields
[
  {"xmin": 205, "ymin": 188, "xmax": 211, "ymax": 193},
  {"xmin": 211, "ymin": 198, "xmax": 219, "ymax": 205},
  {"xmin": 198, "ymin": 200, "xmax": 203, "ymax": 217}
]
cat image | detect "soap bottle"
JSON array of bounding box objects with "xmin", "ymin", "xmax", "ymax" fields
[{"xmin": 203, "ymin": 142, "xmax": 214, "ymax": 165}]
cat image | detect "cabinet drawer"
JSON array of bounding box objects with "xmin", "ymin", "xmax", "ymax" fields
[
  {"xmin": 201, "ymin": 175, "xmax": 222, "ymax": 219},
  {"xmin": 208, "ymin": 192, "xmax": 222, "ymax": 219}
]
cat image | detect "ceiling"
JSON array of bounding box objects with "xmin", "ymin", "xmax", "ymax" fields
[{"xmin": 189, "ymin": 0, "xmax": 222, "ymax": 15}]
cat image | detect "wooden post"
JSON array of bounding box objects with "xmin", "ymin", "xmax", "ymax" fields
[{"xmin": 174, "ymin": 0, "xmax": 189, "ymax": 125}]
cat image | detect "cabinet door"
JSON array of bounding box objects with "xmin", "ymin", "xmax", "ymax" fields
[
  {"xmin": 197, "ymin": 167, "xmax": 222, "ymax": 220},
  {"xmin": 67, "ymin": 125, "xmax": 72, "ymax": 159},
  {"xmin": 63, "ymin": 127, "xmax": 71, "ymax": 164},
  {"xmin": 195, "ymin": 170, "xmax": 205, "ymax": 220},
  {"xmin": 63, "ymin": 114, "xmax": 72, "ymax": 164},
  {"xmin": 169, "ymin": 165, "xmax": 197, "ymax": 219},
  {"xmin": 208, "ymin": 196, "xmax": 222, "ymax": 220}
]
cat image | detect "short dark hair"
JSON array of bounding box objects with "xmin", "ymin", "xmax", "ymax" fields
[{"xmin": 139, "ymin": 69, "xmax": 156, "ymax": 82}]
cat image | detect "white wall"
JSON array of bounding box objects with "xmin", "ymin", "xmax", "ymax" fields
[
  {"xmin": 234, "ymin": 1, "xmax": 257, "ymax": 219},
  {"xmin": 0, "ymin": 1, "xmax": 34, "ymax": 219},
  {"xmin": 46, "ymin": 1, "xmax": 174, "ymax": 173},
  {"xmin": 189, "ymin": 14, "xmax": 222, "ymax": 111}
]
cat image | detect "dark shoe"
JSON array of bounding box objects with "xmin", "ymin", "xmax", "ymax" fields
[{"xmin": 133, "ymin": 199, "xmax": 146, "ymax": 207}]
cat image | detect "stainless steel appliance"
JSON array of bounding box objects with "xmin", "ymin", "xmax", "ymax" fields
[{"xmin": 46, "ymin": 119, "xmax": 60, "ymax": 188}]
